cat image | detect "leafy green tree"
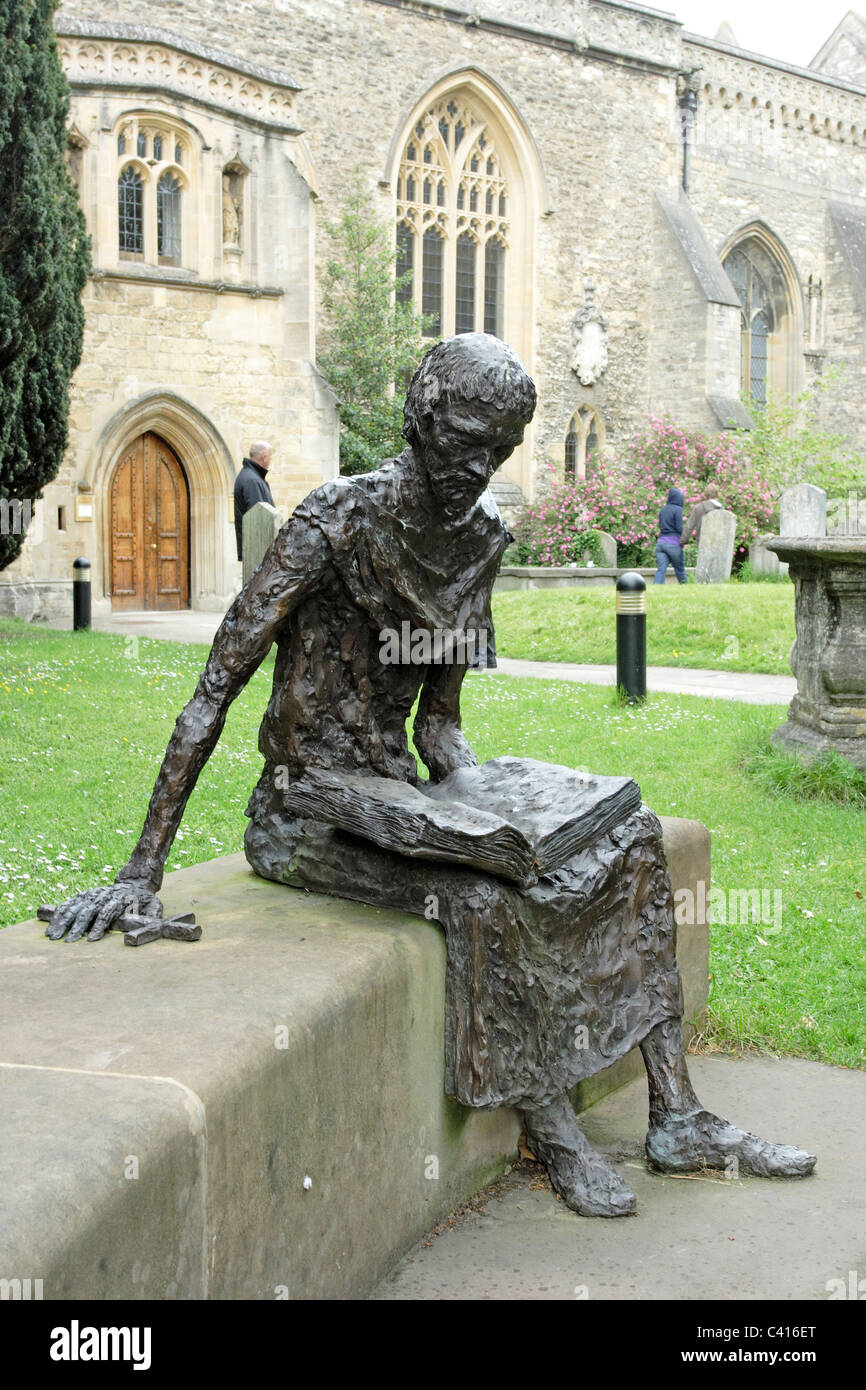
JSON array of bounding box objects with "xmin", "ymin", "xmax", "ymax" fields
[
  {"xmin": 737, "ymin": 369, "xmax": 866, "ymax": 505},
  {"xmin": 318, "ymin": 173, "xmax": 432, "ymax": 474},
  {"xmin": 0, "ymin": 0, "xmax": 90, "ymax": 570}
]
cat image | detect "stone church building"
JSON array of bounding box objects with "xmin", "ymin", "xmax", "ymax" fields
[{"xmin": 4, "ymin": 0, "xmax": 866, "ymax": 618}]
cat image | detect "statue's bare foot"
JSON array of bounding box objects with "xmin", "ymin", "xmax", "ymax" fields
[
  {"xmin": 521, "ymin": 1098, "xmax": 637, "ymax": 1217},
  {"xmin": 646, "ymin": 1109, "xmax": 816, "ymax": 1178}
]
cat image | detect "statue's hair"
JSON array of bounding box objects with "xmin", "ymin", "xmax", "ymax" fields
[{"xmin": 402, "ymin": 333, "xmax": 537, "ymax": 447}]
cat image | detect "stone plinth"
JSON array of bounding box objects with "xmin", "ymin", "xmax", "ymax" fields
[
  {"xmin": 767, "ymin": 536, "xmax": 866, "ymax": 768},
  {"xmin": 242, "ymin": 501, "xmax": 283, "ymax": 584},
  {"xmin": 695, "ymin": 507, "xmax": 736, "ymax": 583},
  {"xmin": 0, "ymin": 817, "xmax": 708, "ymax": 1300}
]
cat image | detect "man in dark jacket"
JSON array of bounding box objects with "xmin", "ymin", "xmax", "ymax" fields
[
  {"xmin": 682, "ymin": 482, "xmax": 723, "ymax": 546},
  {"xmin": 654, "ymin": 485, "xmax": 687, "ymax": 584},
  {"xmin": 234, "ymin": 442, "xmax": 275, "ymax": 561}
]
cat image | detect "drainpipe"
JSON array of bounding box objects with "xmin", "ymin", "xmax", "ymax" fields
[{"xmin": 677, "ymin": 70, "xmax": 701, "ymax": 194}]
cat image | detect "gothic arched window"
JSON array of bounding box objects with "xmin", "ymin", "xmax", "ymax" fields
[
  {"xmin": 723, "ymin": 234, "xmax": 799, "ymax": 407},
  {"xmin": 396, "ymin": 97, "xmax": 510, "ymax": 338},
  {"xmin": 564, "ymin": 408, "xmax": 604, "ymax": 481},
  {"xmin": 114, "ymin": 118, "xmax": 189, "ymax": 268}
]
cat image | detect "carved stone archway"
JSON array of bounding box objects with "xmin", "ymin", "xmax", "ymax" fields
[{"xmin": 94, "ymin": 392, "xmax": 236, "ymax": 609}]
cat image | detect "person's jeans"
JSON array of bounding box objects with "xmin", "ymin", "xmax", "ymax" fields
[{"xmin": 654, "ymin": 541, "xmax": 687, "ymax": 584}]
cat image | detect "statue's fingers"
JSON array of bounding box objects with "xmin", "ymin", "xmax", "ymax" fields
[
  {"xmin": 87, "ymin": 896, "xmax": 125, "ymax": 941},
  {"xmin": 46, "ymin": 894, "xmax": 93, "ymax": 940},
  {"xmin": 65, "ymin": 896, "xmax": 107, "ymax": 943}
]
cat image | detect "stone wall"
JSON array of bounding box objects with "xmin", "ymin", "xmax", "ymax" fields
[
  {"xmin": 47, "ymin": 0, "xmax": 866, "ymax": 514},
  {"xmin": 2, "ymin": 19, "xmax": 338, "ymax": 613}
]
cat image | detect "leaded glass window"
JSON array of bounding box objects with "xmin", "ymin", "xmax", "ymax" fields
[
  {"xmin": 157, "ymin": 172, "xmax": 182, "ymax": 265},
  {"xmin": 137, "ymin": 131, "xmax": 147, "ymax": 158},
  {"xmin": 422, "ymin": 227, "xmax": 443, "ymax": 337},
  {"xmin": 153, "ymin": 134, "xmax": 163, "ymax": 161},
  {"xmin": 118, "ymin": 167, "xmax": 143, "ymax": 254},
  {"xmin": 565, "ymin": 420, "xmax": 578, "ymax": 478},
  {"xmin": 723, "ymin": 243, "xmax": 781, "ymax": 404},
  {"xmin": 396, "ymin": 223, "xmax": 414, "ymax": 307},
  {"xmin": 484, "ymin": 238, "xmax": 505, "ymax": 337},
  {"xmin": 456, "ymin": 234, "xmax": 476, "ymax": 335}
]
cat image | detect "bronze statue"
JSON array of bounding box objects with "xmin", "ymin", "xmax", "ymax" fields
[{"xmin": 46, "ymin": 333, "xmax": 815, "ymax": 1216}]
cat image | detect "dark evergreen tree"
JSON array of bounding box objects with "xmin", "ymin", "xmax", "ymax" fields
[{"xmin": 0, "ymin": 0, "xmax": 90, "ymax": 570}]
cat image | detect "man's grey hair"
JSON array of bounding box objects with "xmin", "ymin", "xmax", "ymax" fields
[{"xmin": 249, "ymin": 441, "xmax": 272, "ymax": 461}]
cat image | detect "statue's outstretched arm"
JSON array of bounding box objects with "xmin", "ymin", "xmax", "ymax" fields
[
  {"xmin": 47, "ymin": 513, "xmax": 329, "ymax": 941},
  {"xmin": 413, "ymin": 658, "xmax": 477, "ymax": 783}
]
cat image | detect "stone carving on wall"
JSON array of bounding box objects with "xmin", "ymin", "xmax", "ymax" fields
[
  {"xmin": 56, "ymin": 28, "xmax": 298, "ymax": 131},
  {"xmin": 570, "ymin": 281, "xmax": 608, "ymax": 386},
  {"xmin": 588, "ymin": 1, "xmax": 680, "ymax": 65}
]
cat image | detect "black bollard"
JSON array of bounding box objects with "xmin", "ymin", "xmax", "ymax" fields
[
  {"xmin": 72, "ymin": 557, "xmax": 91, "ymax": 631},
  {"xmin": 615, "ymin": 571, "xmax": 646, "ymax": 703}
]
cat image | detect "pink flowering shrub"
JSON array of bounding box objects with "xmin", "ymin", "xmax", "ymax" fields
[{"xmin": 517, "ymin": 417, "xmax": 775, "ymax": 567}]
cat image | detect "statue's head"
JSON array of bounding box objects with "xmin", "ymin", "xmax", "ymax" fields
[{"xmin": 402, "ymin": 334, "xmax": 536, "ymax": 512}]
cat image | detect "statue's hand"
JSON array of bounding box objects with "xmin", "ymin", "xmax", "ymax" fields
[{"xmin": 45, "ymin": 879, "xmax": 163, "ymax": 943}]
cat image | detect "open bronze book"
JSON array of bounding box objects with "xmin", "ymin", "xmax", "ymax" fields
[{"xmin": 281, "ymin": 756, "xmax": 641, "ymax": 888}]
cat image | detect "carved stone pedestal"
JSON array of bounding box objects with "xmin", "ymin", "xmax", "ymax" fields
[{"xmin": 767, "ymin": 537, "xmax": 866, "ymax": 768}]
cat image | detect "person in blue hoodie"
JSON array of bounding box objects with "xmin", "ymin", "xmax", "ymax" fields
[{"xmin": 654, "ymin": 486, "xmax": 687, "ymax": 584}]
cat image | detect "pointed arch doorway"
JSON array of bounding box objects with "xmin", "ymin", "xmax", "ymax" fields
[{"xmin": 108, "ymin": 432, "xmax": 190, "ymax": 611}]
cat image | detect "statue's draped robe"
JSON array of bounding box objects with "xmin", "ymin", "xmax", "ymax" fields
[{"xmin": 244, "ymin": 466, "xmax": 682, "ymax": 1109}]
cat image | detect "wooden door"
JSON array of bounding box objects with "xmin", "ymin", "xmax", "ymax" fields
[{"xmin": 109, "ymin": 433, "xmax": 190, "ymax": 610}]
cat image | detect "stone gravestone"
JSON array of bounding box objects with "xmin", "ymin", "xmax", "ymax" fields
[
  {"xmin": 580, "ymin": 530, "xmax": 617, "ymax": 567},
  {"xmin": 777, "ymin": 484, "xmax": 827, "ymax": 578},
  {"xmin": 695, "ymin": 507, "xmax": 736, "ymax": 583},
  {"xmin": 779, "ymin": 483, "xmax": 827, "ymax": 538},
  {"xmin": 749, "ymin": 534, "xmax": 782, "ymax": 577},
  {"xmin": 242, "ymin": 501, "xmax": 283, "ymax": 585}
]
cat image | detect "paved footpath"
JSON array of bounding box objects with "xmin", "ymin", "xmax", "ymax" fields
[
  {"xmin": 370, "ymin": 1055, "xmax": 866, "ymax": 1301},
  {"xmin": 80, "ymin": 610, "xmax": 795, "ymax": 706}
]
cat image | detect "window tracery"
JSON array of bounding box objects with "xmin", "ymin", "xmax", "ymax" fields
[
  {"xmin": 396, "ymin": 97, "xmax": 510, "ymax": 338},
  {"xmin": 115, "ymin": 116, "xmax": 189, "ymax": 268}
]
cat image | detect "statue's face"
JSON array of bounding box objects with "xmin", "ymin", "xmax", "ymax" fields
[{"xmin": 422, "ymin": 400, "xmax": 526, "ymax": 513}]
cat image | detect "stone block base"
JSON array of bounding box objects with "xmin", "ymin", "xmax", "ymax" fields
[
  {"xmin": 0, "ymin": 817, "xmax": 709, "ymax": 1300},
  {"xmin": 771, "ymin": 720, "xmax": 866, "ymax": 770}
]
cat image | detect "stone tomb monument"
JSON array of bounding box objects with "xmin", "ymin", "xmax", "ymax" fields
[
  {"xmin": 44, "ymin": 334, "xmax": 815, "ymax": 1217},
  {"xmin": 768, "ymin": 535, "xmax": 866, "ymax": 768},
  {"xmin": 695, "ymin": 507, "xmax": 737, "ymax": 583}
]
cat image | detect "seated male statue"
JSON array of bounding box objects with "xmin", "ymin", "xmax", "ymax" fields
[{"xmin": 47, "ymin": 333, "xmax": 815, "ymax": 1216}]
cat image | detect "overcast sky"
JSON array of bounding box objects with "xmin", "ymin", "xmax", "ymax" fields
[{"xmin": 671, "ymin": 1, "xmax": 853, "ymax": 68}]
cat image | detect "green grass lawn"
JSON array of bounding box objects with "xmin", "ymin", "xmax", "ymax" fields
[
  {"xmin": 493, "ymin": 582, "xmax": 795, "ymax": 674},
  {"xmin": 1, "ymin": 619, "xmax": 862, "ymax": 1070}
]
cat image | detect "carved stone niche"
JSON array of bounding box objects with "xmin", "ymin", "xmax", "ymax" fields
[
  {"xmin": 767, "ymin": 536, "xmax": 866, "ymax": 768},
  {"xmin": 571, "ymin": 281, "xmax": 608, "ymax": 387},
  {"xmin": 222, "ymin": 157, "xmax": 249, "ymax": 266}
]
